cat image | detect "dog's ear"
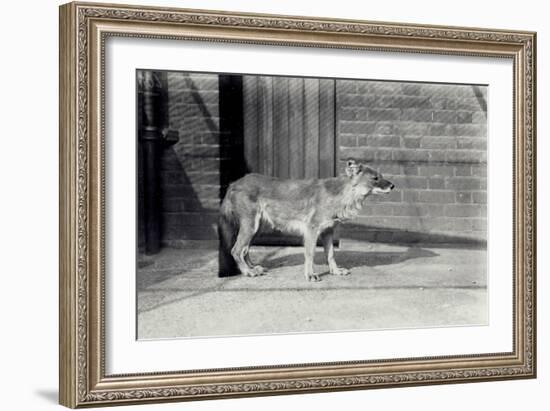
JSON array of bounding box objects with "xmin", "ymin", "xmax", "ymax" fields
[{"xmin": 345, "ymin": 159, "xmax": 363, "ymax": 177}]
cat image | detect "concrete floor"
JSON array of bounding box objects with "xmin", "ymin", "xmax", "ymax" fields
[{"xmin": 137, "ymin": 241, "xmax": 487, "ymax": 339}]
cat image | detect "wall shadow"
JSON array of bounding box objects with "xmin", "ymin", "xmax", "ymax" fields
[
  {"xmin": 472, "ymin": 85, "xmax": 487, "ymax": 117},
  {"xmin": 137, "ymin": 72, "xmax": 221, "ymax": 256},
  {"xmin": 159, "ymin": 148, "xmax": 204, "ymax": 211}
]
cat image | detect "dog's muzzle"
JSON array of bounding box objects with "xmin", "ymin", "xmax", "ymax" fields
[{"xmin": 372, "ymin": 184, "xmax": 394, "ymax": 194}]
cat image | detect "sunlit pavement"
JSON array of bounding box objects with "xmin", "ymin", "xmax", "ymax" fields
[{"xmin": 137, "ymin": 241, "xmax": 487, "ymax": 340}]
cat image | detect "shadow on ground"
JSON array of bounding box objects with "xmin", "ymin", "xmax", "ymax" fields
[
  {"xmin": 340, "ymin": 223, "xmax": 486, "ymax": 250},
  {"xmin": 137, "ymin": 241, "xmax": 487, "ymax": 337},
  {"xmin": 138, "ymin": 246, "xmax": 438, "ymax": 289},
  {"xmin": 263, "ymin": 247, "xmax": 438, "ymax": 272}
]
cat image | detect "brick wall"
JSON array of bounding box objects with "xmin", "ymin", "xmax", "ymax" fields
[
  {"xmin": 140, "ymin": 74, "xmax": 487, "ymax": 249},
  {"xmin": 336, "ymin": 80, "xmax": 487, "ymax": 243},
  {"xmin": 159, "ymin": 72, "xmax": 221, "ymax": 245}
]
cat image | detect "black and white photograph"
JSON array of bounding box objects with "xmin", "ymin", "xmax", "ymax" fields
[{"xmin": 136, "ymin": 70, "xmax": 488, "ymax": 340}]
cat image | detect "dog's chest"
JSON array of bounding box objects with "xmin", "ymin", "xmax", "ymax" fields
[{"xmin": 334, "ymin": 188, "xmax": 367, "ymax": 222}]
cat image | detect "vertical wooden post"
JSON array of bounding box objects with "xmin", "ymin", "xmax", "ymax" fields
[
  {"xmin": 218, "ymin": 74, "xmax": 247, "ymax": 199},
  {"xmin": 218, "ymin": 74, "xmax": 246, "ymax": 276}
]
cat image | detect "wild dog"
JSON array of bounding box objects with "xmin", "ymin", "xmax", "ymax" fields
[{"xmin": 218, "ymin": 159, "xmax": 395, "ymax": 281}]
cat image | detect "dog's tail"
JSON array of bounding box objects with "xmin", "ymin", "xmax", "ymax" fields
[{"xmin": 218, "ymin": 194, "xmax": 239, "ymax": 277}]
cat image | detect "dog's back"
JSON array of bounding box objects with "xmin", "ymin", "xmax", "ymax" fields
[{"xmin": 221, "ymin": 173, "xmax": 351, "ymax": 234}]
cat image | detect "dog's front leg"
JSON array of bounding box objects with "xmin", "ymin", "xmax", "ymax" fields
[
  {"xmin": 320, "ymin": 228, "xmax": 350, "ymax": 276},
  {"xmin": 303, "ymin": 229, "xmax": 320, "ymax": 282}
]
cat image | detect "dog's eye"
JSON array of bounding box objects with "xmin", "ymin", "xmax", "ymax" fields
[{"xmin": 373, "ymin": 176, "xmax": 379, "ymax": 181}]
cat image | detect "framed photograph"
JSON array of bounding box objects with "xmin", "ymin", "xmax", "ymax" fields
[{"xmin": 59, "ymin": 1, "xmax": 537, "ymax": 408}]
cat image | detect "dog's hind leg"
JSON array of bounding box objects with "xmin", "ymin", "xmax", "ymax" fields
[
  {"xmin": 243, "ymin": 212, "xmax": 266, "ymax": 275},
  {"xmin": 303, "ymin": 228, "xmax": 321, "ymax": 282},
  {"xmin": 231, "ymin": 212, "xmax": 264, "ymax": 277},
  {"xmin": 320, "ymin": 228, "xmax": 350, "ymax": 276}
]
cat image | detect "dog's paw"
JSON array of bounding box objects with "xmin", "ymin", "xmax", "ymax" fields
[
  {"xmin": 330, "ymin": 267, "xmax": 350, "ymax": 276},
  {"xmin": 243, "ymin": 268, "xmax": 261, "ymax": 277},
  {"xmin": 307, "ymin": 273, "xmax": 322, "ymax": 282},
  {"xmin": 251, "ymin": 265, "xmax": 266, "ymax": 276}
]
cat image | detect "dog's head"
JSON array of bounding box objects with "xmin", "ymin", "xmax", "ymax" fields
[{"xmin": 345, "ymin": 159, "xmax": 395, "ymax": 196}]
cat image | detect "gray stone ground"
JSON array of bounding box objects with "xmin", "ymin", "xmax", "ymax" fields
[{"xmin": 137, "ymin": 241, "xmax": 487, "ymax": 339}]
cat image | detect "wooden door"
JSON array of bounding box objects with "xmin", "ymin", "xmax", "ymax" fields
[
  {"xmin": 243, "ymin": 76, "xmax": 337, "ymax": 179},
  {"xmin": 242, "ymin": 75, "xmax": 338, "ymax": 245}
]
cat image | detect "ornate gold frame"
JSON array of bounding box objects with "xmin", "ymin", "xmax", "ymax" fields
[{"xmin": 59, "ymin": 1, "xmax": 536, "ymax": 408}]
